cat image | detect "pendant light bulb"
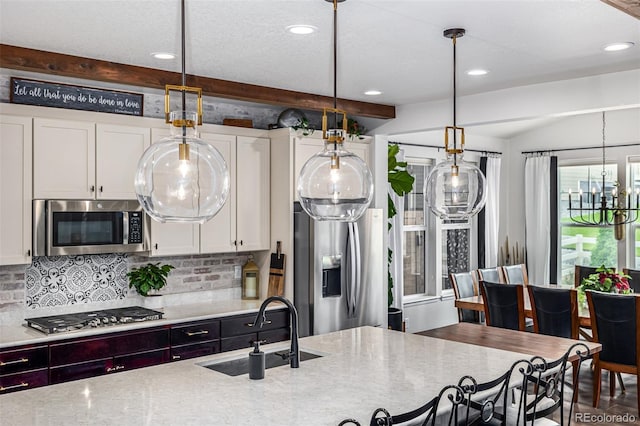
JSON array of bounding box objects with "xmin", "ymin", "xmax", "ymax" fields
[
  {"xmin": 296, "ymin": 0, "xmax": 373, "ymax": 222},
  {"xmin": 424, "ymin": 28, "xmax": 487, "ymax": 220}
]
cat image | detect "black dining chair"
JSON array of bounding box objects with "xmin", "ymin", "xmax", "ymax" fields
[
  {"xmin": 480, "ymin": 281, "xmax": 526, "ymax": 331},
  {"xmin": 450, "ymin": 271, "xmax": 480, "ymax": 323},
  {"xmin": 586, "ymin": 291, "xmax": 640, "ymax": 415},
  {"xmin": 622, "ymin": 268, "xmax": 640, "ymax": 293},
  {"xmin": 502, "ymin": 264, "xmax": 529, "ymax": 285},
  {"xmin": 574, "ymin": 265, "xmax": 602, "ymax": 288},
  {"xmin": 527, "ymin": 286, "xmax": 579, "ymax": 339},
  {"xmin": 477, "ymin": 267, "xmax": 505, "ymax": 284}
]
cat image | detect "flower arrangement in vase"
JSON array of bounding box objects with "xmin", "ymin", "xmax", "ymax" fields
[{"xmin": 577, "ymin": 265, "xmax": 633, "ymax": 306}]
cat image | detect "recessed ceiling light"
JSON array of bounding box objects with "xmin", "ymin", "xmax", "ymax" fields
[
  {"xmin": 603, "ymin": 42, "xmax": 634, "ymax": 52},
  {"xmin": 286, "ymin": 25, "xmax": 317, "ymax": 35},
  {"xmin": 364, "ymin": 90, "xmax": 382, "ymax": 96},
  {"xmin": 151, "ymin": 52, "xmax": 176, "ymax": 60},
  {"xmin": 467, "ymin": 69, "xmax": 488, "ymax": 76}
]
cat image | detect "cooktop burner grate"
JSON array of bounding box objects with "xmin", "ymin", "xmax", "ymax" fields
[{"xmin": 25, "ymin": 306, "xmax": 164, "ymax": 334}]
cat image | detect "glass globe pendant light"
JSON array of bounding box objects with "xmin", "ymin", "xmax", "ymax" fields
[
  {"xmin": 424, "ymin": 28, "xmax": 487, "ymax": 220},
  {"xmin": 134, "ymin": 0, "xmax": 229, "ymax": 224},
  {"xmin": 296, "ymin": 0, "xmax": 373, "ymax": 222}
]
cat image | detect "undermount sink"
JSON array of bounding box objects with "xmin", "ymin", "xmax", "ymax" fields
[{"xmin": 198, "ymin": 350, "xmax": 323, "ymax": 377}]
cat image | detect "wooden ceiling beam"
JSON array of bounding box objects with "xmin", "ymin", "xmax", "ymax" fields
[
  {"xmin": 600, "ymin": 0, "xmax": 640, "ymax": 19},
  {"xmin": 0, "ymin": 44, "xmax": 396, "ymax": 119}
]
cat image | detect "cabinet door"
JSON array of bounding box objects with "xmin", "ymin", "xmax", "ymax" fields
[
  {"xmin": 0, "ymin": 115, "xmax": 32, "ymax": 265},
  {"xmin": 96, "ymin": 124, "xmax": 150, "ymax": 199},
  {"xmin": 200, "ymin": 133, "xmax": 237, "ymax": 253},
  {"xmin": 293, "ymin": 136, "xmax": 323, "ymax": 202},
  {"xmin": 236, "ymin": 136, "xmax": 270, "ymax": 251},
  {"xmin": 33, "ymin": 118, "xmax": 95, "ymax": 199},
  {"xmin": 148, "ymin": 128, "xmax": 200, "ymax": 256}
]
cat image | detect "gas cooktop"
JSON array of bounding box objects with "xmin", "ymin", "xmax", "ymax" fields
[{"xmin": 25, "ymin": 306, "xmax": 164, "ymax": 334}]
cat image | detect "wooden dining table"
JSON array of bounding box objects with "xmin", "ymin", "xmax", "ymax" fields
[
  {"xmin": 418, "ymin": 322, "xmax": 601, "ymax": 362},
  {"xmin": 454, "ymin": 284, "xmax": 592, "ymax": 328}
]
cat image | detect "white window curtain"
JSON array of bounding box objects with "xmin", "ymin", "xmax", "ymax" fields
[
  {"xmin": 389, "ymin": 149, "xmax": 405, "ymax": 309},
  {"xmin": 484, "ymin": 156, "xmax": 501, "ymax": 266},
  {"xmin": 525, "ymin": 155, "xmax": 551, "ymax": 284}
]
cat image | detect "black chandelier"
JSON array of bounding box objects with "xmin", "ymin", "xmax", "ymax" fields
[{"xmin": 567, "ymin": 111, "xmax": 640, "ymax": 226}]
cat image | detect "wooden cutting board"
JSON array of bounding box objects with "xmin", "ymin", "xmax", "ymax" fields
[{"xmin": 267, "ymin": 241, "xmax": 286, "ymax": 297}]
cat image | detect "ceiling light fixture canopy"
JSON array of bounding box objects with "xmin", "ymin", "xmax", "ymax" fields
[
  {"xmin": 424, "ymin": 28, "xmax": 487, "ymax": 220},
  {"xmin": 135, "ymin": 0, "xmax": 229, "ymax": 224},
  {"xmin": 567, "ymin": 111, "xmax": 639, "ymax": 227},
  {"xmin": 296, "ymin": 0, "xmax": 373, "ymax": 222}
]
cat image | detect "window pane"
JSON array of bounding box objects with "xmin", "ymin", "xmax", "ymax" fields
[
  {"xmin": 559, "ymin": 163, "xmax": 618, "ymax": 285},
  {"xmin": 403, "ymin": 230, "xmax": 425, "ymax": 295},
  {"xmin": 403, "ymin": 163, "xmax": 428, "ymax": 226},
  {"xmin": 442, "ymin": 228, "xmax": 470, "ymax": 290}
]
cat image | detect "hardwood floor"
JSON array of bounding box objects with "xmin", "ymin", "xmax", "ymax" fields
[{"xmin": 557, "ymin": 363, "xmax": 638, "ymax": 425}]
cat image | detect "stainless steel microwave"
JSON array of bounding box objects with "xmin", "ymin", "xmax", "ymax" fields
[{"xmin": 33, "ymin": 200, "xmax": 149, "ymax": 256}]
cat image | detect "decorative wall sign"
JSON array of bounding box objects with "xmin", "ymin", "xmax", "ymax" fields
[{"xmin": 10, "ymin": 77, "xmax": 143, "ymax": 116}]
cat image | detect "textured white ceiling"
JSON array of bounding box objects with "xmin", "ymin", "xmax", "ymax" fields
[{"xmin": 0, "ymin": 0, "xmax": 639, "ymax": 107}]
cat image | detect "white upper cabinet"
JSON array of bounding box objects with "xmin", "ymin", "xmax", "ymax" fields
[
  {"xmin": 96, "ymin": 124, "xmax": 150, "ymax": 199},
  {"xmin": 0, "ymin": 115, "xmax": 33, "ymax": 265},
  {"xmin": 200, "ymin": 133, "xmax": 237, "ymax": 254},
  {"xmin": 33, "ymin": 118, "xmax": 150, "ymax": 199},
  {"xmin": 235, "ymin": 136, "xmax": 270, "ymax": 251}
]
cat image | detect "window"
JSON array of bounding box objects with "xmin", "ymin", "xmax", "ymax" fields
[
  {"xmin": 402, "ymin": 161, "xmax": 431, "ymax": 297},
  {"xmin": 627, "ymin": 159, "xmax": 640, "ymax": 268},
  {"xmin": 559, "ymin": 163, "xmax": 618, "ymax": 285}
]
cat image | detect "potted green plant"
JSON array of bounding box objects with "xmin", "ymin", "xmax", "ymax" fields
[
  {"xmin": 387, "ymin": 144, "xmax": 415, "ymax": 331},
  {"xmin": 127, "ymin": 263, "xmax": 175, "ymax": 297},
  {"xmin": 577, "ymin": 265, "xmax": 633, "ymax": 307}
]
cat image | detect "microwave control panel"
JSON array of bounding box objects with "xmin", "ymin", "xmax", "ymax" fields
[{"xmin": 128, "ymin": 212, "xmax": 143, "ymax": 244}]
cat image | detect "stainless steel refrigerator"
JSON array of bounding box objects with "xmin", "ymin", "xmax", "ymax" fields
[{"xmin": 294, "ymin": 202, "xmax": 384, "ymax": 337}]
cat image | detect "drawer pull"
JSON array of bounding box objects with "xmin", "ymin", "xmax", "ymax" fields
[
  {"xmin": 0, "ymin": 382, "xmax": 29, "ymax": 392},
  {"xmin": 185, "ymin": 330, "xmax": 209, "ymax": 337},
  {"xmin": 0, "ymin": 357, "xmax": 29, "ymax": 367},
  {"xmin": 172, "ymin": 355, "xmax": 181, "ymax": 360},
  {"xmin": 106, "ymin": 365, "xmax": 125, "ymax": 373},
  {"xmin": 245, "ymin": 320, "xmax": 272, "ymax": 327}
]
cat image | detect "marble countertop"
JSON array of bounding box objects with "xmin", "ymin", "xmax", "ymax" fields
[
  {"xmin": 0, "ymin": 326, "xmax": 541, "ymax": 426},
  {"xmin": 0, "ymin": 298, "xmax": 282, "ymax": 348}
]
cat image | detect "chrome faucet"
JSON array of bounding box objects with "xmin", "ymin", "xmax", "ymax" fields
[{"xmin": 253, "ymin": 296, "xmax": 300, "ymax": 368}]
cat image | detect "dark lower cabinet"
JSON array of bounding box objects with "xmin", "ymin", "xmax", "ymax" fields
[
  {"xmin": 0, "ymin": 344, "xmax": 49, "ymax": 394},
  {"xmin": 3, "ymin": 307, "xmax": 291, "ymax": 392},
  {"xmin": 0, "ymin": 368, "xmax": 48, "ymax": 394}
]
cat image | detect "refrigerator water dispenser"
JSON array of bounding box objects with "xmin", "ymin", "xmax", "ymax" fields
[{"xmin": 321, "ymin": 255, "xmax": 342, "ymax": 298}]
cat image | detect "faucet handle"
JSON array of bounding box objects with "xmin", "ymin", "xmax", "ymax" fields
[{"xmin": 250, "ymin": 339, "xmax": 267, "ymax": 347}]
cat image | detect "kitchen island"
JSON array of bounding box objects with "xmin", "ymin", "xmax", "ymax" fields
[{"xmin": 0, "ymin": 326, "xmax": 576, "ymax": 425}]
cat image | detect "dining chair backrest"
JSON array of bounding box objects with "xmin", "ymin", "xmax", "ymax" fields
[
  {"xmin": 587, "ymin": 291, "xmax": 640, "ymax": 366},
  {"xmin": 450, "ymin": 272, "xmax": 479, "ymax": 323},
  {"xmin": 574, "ymin": 265, "xmax": 600, "ymax": 288},
  {"xmin": 527, "ymin": 285, "xmax": 579, "ymax": 339},
  {"xmin": 477, "ymin": 267, "xmax": 504, "ymax": 284},
  {"xmin": 501, "ymin": 264, "xmax": 528, "ymax": 285},
  {"xmin": 480, "ymin": 281, "xmax": 526, "ymax": 331},
  {"xmin": 622, "ymin": 268, "xmax": 640, "ymax": 293}
]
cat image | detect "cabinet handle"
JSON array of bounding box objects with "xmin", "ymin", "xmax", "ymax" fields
[
  {"xmin": 90, "ymin": 185, "xmax": 95, "ymax": 192},
  {"xmin": 107, "ymin": 365, "xmax": 125, "ymax": 373},
  {"xmin": 240, "ymin": 240, "xmax": 244, "ymax": 246},
  {"xmin": 244, "ymin": 320, "xmax": 271, "ymax": 327},
  {"xmin": 0, "ymin": 357, "xmax": 29, "ymax": 367},
  {"xmin": 172, "ymin": 355, "xmax": 181, "ymax": 360},
  {"xmin": 0, "ymin": 382, "xmax": 29, "ymax": 392},
  {"xmin": 155, "ymin": 243, "xmax": 158, "ymax": 250},
  {"xmin": 185, "ymin": 330, "xmax": 209, "ymax": 337},
  {"xmin": 26, "ymin": 249, "xmax": 31, "ymax": 256},
  {"xmin": 233, "ymin": 240, "xmax": 237, "ymax": 246},
  {"xmin": 99, "ymin": 186, "xmax": 103, "ymax": 193}
]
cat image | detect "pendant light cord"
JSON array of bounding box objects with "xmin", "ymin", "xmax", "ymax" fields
[
  {"xmin": 452, "ymin": 34, "xmax": 457, "ymax": 165},
  {"xmin": 333, "ymin": 0, "xmax": 338, "ymax": 131},
  {"xmin": 181, "ymin": 0, "xmax": 187, "ymax": 139}
]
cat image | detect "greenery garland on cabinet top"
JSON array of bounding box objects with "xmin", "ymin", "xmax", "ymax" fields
[
  {"xmin": 387, "ymin": 144, "xmax": 415, "ymax": 307},
  {"xmin": 127, "ymin": 263, "xmax": 175, "ymax": 297}
]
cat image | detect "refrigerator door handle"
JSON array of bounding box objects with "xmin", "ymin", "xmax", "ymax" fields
[
  {"xmin": 352, "ymin": 221, "xmax": 361, "ymax": 318},
  {"xmin": 345, "ymin": 223, "xmax": 353, "ymax": 316}
]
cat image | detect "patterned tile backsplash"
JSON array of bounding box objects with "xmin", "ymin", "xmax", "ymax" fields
[
  {"xmin": 0, "ymin": 252, "xmax": 247, "ymax": 315},
  {"xmin": 26, "ymin": 254, "xmax": 129, "ymax": 308}
]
